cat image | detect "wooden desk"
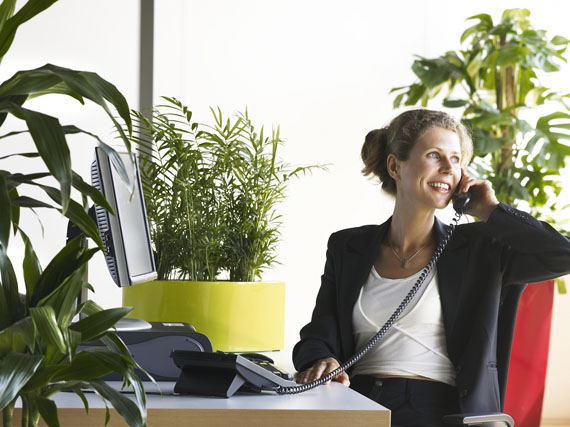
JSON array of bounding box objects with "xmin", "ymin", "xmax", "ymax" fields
[{"xmin": 14, "ymin": 381, "xmax": 390, "ymax": 426}]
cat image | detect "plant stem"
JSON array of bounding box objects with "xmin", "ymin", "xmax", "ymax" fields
[
  {"xmin": 21, "ymin": 395, "xmax": 29, "ymax": 427},
  {"xmin": 21, "ymin": 395, "xmax": 40, "ymax": 427},
  {"xmin": 29, "ymin": 408, "xmax": 39, "ymax": 427},
  {"xmin": 2, "ymin": 401, "xmax": 14, "ymax": 427}
]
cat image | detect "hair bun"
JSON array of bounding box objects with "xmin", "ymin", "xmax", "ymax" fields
[{"xmin": 361, "ymin": 127, "xmax": 390, "ymax": 183}]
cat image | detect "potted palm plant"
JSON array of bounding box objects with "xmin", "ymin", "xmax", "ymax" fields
[
  {"xmin": 390, "ymin": 8, "xmax": 569, "ymax": 426},
  {"xmin": 122, "ymin": 97, "xmax": 323, "ymax": 352},
  {"xmin": 1, "ymin": 0, "xmax": 148, "ymax": 426}
]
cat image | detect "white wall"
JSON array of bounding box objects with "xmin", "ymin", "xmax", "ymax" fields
[{"xmin": 1, "ymin": 0, "xmax": 569, "ymax": 420}]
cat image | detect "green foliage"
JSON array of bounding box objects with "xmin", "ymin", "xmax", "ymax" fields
[
  {"xmin": 391, "ymin": 8, "xmax": 570, "ymax": 230},
  {"xmin": 0, "ymin": 1, "xmax": 148, "ymax": 426},
  {"xmin": 132, "ymin": 97, "xmax": 324, "ymax": 282}
]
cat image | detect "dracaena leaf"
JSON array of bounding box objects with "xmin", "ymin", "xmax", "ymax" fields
[
  {"xmin": 0, "ymin": 251, "xmax": 22, "ymax": 323},
  {"xmin": 36, "ymin": 183, "xmax": 103, "ymax": 248},
  {"xmin": 1, "ymin": 316, "xmax": 36, "ymax": 354},
  {"xmin": 38, "ymin": 267, "xmax": 86, "ymax": 327},
  {"xmin": 71, "ymin": 171, "xmax": 113, "ymax": 214},
  {"xmin": 0, "ymin": 353, "xmax": 43, "ymax": 410},
  {"xmin": 0, "ymin": 285, "xmax": 9, "ymax": 330},
  {"xmin": 77, "ymin": 299, "xmax": 104, "ymax": 317},
  {"xmin": 10, "ymin": 195, "xmax": 54, "ymax": 209},
  {"xmin": 27, "ymin": 80, "xmax": 84, "ymax": 104},
  {"xmin": 0, "ymin": 322, "xmax": 27, "ymax": 357},
  {"xmin": 69, "ymin": 307, "xmax": 133, "ymax": 342},
  {"xmin": 88, "ymin": 379, "xmax": 145, "ymax": 427},
  {"xmin": 20, "ymin": 364, "xmax": 65, "ymax": 393},
  {"xmin": 30, "ymin": 306, "xmax": 67, "ymax": 354},
  {"xmin": 9, "ymin": 186, "xmax": 19, "ymax": 233},
  {"xmin": 60, "ymin": 124, "xmax": 132, "ymax": 188},
  {"xmin": 36, "ymin": 251, "xmax": 96, "ymax": 318},
  {"xmin": 35, "ymin": 396, "xmax": 60, "ymax": 427},
  {"xmin": 21, "ymin": 107, "xmax": 71, "ymax": 212},
  {"xmin": 101, "ymin": 332, "xmax": 152, "ymax": 407},
  {"xmin": 0, "ymin": 174, "xmax": 11, "ymax": 253},
  {"xmin": 0, "ymin": 103, "xmax": 72, "ymax": 213},
  {"xmin": 0, "ymin": 0, "xmax": 17, "ymax": 30},
  {"xmin": 31, "ymin": 65, "xmax": 132, "ymax": 144},
  {"xmin": 31, "ymin": 236, "xmax": 84, "ymax": 306},
  {"xmin": 19, "ymin": 229, "xmax": 42, "ymax": 297},
  {"xmin": 50, "ymin": 350, "xmax": 112, "ymax": 382},
  {"xmin": 0, "ymin": 0, "xmax": 58, "ymax": 62}
]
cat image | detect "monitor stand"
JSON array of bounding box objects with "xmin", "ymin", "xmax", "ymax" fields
[{"xmin": 114, "ymin": 317, "xmax": 153, "ymax": 331}]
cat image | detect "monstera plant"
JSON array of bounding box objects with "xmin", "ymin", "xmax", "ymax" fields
[{"xmin": 1, "ymin": 0, "xmax": 147, "ymax": 426}]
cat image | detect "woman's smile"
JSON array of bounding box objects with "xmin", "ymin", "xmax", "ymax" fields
[{"xmin": 427, "ymin": 181, "xmax": 451, "ymax": 192}]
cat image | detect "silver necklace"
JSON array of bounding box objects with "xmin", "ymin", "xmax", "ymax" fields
[{"xmin": 388, "ymin": 239, "xmax": 429, "ymax": 268}]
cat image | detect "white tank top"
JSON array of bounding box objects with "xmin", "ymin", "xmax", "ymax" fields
[{"xmin": 351, "ymin": 266, "xmax": 456, "ymax": 386}]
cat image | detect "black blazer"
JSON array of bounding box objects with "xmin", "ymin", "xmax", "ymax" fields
[{"xmin": 293, "ymin": 203, "xmax": 570, "ymax": 412}]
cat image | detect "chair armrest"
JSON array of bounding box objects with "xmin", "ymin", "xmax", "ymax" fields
[{"xmin": 443, "ymin": 412, "xmax": 514, "ymax": 427}]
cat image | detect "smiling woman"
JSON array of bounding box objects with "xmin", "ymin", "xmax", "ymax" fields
[{"xmin": 292, "ymin": 108, "xmax": 570, "ymax": 426}]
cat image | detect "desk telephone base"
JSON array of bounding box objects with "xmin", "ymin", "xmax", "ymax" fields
[{"xmin": 171, "ymin": 350, "xmax": 296, "ymax": 397}]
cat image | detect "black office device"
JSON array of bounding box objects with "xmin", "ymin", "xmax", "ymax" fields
[
  {"xmin": 81, "ymin": 322, "xmax": 212, "ymax": 381},
  {"xmin": 171, "ymin": 350, "xmax": 296, "ymax": 397}
]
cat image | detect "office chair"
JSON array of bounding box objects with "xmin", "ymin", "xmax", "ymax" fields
[{"xmin": 443, "ymin": 283, "xmax": 526, "ymax": 427}]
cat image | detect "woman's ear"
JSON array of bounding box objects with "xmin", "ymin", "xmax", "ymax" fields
[{"xmin": 387, "ymin": 154, "xmax": 399, "ymax": 180}]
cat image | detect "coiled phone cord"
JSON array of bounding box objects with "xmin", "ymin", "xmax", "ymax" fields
[{"xmin": 276, "ymin": 209, "xmax": 463, "ymax": 394}]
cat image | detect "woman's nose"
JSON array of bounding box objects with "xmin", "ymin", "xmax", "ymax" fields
[{"xmin": 439, "ymin": 157, "xmax": 454, "ymax": 173}]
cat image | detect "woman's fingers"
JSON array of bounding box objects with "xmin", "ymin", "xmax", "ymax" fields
[
  {"xmin": 295, "ymin": 370, "xmax": 307, "ymax": 384},
  {"xmin": 295, "ymin": 357, "xmax": 349, "ymax": 387},
  {"xmin": 455, "ymin": 170, "xmax": 499, "ymax": 220},
  {"xmin": 458, "ymin": 169, "xmax": 477, "ymax": 194},
  {"xmin": 296, "ymin": 365, "xmax": 319, "ymax": 384},
  {"xmin": 313, "ymin": 359, "xmax": 333, "ymax": 383},
  {"xmin": 333, "ymin": 370, "xmax": 351, "ymax": 387}
]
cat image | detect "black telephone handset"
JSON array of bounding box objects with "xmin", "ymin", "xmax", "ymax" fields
[
  {"xmin": 453, "ymin": 191, "xmax": 471, "ymax": 215},
  {"xmin": 172, "ymin": 188, "xmax": 472, "ymax": 397},
  {"xmin": 452, "ymin": 175, "xmax": 471, "ymax": 215}
]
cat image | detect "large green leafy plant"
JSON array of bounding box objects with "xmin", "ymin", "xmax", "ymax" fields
[
  {"xmin": 132, "ymin": 97, "xmax": 322, "ymax": 282},
  {"xmin": 1, "ymin": 1, "xmax": 147, "ymax": 426},
  {"xmin": 391, "ymin": 8, "xmax": 570, "ymax": 230}
]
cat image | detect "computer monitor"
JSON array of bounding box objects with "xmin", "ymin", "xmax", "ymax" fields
[{"xmin": 90, "ymin": 147, "xmax": 157, "ymax": 288}]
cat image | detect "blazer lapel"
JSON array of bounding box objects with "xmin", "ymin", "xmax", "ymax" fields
[
  {"xmin": 337, "ymin": 221, "xmax": 390, "ymax": 360},
  {"xmin": 434, "ymin": 217, "xmax": 469, "ymax": 361}
]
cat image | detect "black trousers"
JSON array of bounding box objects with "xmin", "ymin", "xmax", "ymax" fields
[{"xmin": 350, "ymin": 375, "xmax": 460, "ymax": 427}]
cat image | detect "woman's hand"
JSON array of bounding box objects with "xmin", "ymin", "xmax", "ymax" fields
[
  {"xmin": 455, "ymin": 169, "xmax": 499, "ymax": 221},
  {"xmin": 295, "ymin": 357, "xmax": 350, "ymax": 386}
]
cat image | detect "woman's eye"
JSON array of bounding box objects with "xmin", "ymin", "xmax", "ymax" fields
[
  {"xmin": 428, "ymin": 152, "xmax": 439, "ymax": 159},
  {"xmin": 451, "ymin": 156, "xmax": 460, "ymax": 164}
]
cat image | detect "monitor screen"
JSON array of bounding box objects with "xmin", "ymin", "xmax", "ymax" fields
[{"xmin": 91, "ymin": 147, "xmax": 157, "ymax": 287}]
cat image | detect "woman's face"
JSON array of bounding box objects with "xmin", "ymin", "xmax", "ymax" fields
[{"xmin": 395, "ymin": 127, "xmax": 463, "ymax": 210}]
